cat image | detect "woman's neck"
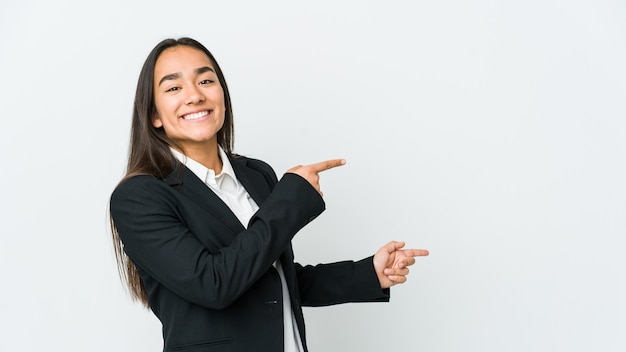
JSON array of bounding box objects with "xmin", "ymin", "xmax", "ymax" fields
[{"xmin": 178, "ymin": 142, "xmax": 223, "ymax": 174}]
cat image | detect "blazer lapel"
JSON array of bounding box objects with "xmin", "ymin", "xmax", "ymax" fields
[
  {"xmin": 230, "ymin": 157, "xmax": 273, "ymax": 206},
  {"xmin": 164, "ymin": 165, "xmax": 245, "ymax": 234}
]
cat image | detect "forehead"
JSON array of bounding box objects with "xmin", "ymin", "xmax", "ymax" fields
[{"xmin": 154, "ymin": 46, "xmax": 215, "ymax": 76}]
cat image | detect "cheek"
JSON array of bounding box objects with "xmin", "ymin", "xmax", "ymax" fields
[
  {"xmin": 211, "ymin": 89, "xmax": 227, "ymax": 122},
  {"xmin": 217, "ymin": 105, "xmax": 227, "ymax": 124},
  {"xmin": 153, "ymin": 100, "xmax": 178, "ymax": 125}
]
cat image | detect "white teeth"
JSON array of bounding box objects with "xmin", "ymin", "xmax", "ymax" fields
[{"xmin": 182, "ymin": 111, "xmax": 209, "ymax": 120}]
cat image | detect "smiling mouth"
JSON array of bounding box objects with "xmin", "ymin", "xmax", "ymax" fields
[{"xmin": 181, "ymin": 110, "xmax": 210, "ymax": 120}]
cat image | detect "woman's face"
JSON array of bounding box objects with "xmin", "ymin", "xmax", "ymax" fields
[{"xmin": 152, "ymin": 45, "xmax": 225, "ymax": 151}]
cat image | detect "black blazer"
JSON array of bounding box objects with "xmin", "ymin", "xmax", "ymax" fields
[{"xmin": 110, "ymin": 156, "xmax": 389, "ymax": 352}]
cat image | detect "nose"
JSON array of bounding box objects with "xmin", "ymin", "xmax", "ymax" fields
[{"xmin": 185, "ymin": 85, "xmax": 205, "ymax": 105}]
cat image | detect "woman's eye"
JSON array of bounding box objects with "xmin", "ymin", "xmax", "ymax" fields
[
  {"xmin": 200, "ymin": 79, "xmax": 214, "ymax": 85},
  {"xmin": 166, "ymin": 87, "xmax": 180, "ymax": 92}
]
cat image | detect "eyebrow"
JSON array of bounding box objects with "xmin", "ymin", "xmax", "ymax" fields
[{"xmin": 158, "ymin": 66, "xmax": 216, "ymax": 86}]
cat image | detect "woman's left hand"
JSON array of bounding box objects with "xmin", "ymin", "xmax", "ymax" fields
[{"xmin": 373, "ymin": 241, "xmax": 429, "ymax": 289}]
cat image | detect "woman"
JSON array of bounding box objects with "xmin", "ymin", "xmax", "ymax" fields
[{"xmin": 109, "ymin": 37, "xmax": 428, "ymax": 352}]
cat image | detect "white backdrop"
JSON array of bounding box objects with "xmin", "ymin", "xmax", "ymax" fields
[{"xmin": 1, "ymin": 0, "xmax": 625, "ymax": 351}]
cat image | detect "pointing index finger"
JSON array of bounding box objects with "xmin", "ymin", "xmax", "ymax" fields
[
  {"xmin": 308, "ymin": 159, "xmax": 346, "ymax": 173},
  {"xmin": 403, "ymin": 249, "xmax": 430, "ymax": 257}
]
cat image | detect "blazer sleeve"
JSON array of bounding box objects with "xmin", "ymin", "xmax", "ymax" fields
[
  {"xmin": 245, "ymin": 158, "xmax": 390, "ymax": 307},
  {"xmin": 295, "ymin": 256, "xmax": 390, "ymax": 307},
  {"xmin": 110, "ymin": 173, "xmax": 324, "ymax": 310}
]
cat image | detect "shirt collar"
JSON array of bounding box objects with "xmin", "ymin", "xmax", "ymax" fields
[{"xmin": 170, "ymin": 146, "xmax": 238, "ymax": 188}]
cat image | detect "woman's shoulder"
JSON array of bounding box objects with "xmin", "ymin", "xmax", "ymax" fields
[
  {"xmin": 110, "ymin": 174, "xmax": 171, "ymax": 202},
  {"xmin": 116, "ymin": 173, "xmax": 161, "ymax": 188}
]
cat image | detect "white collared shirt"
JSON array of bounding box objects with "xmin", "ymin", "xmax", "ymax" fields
[{"xmin": 170, "ymin": 147, "xmax": 304, "ymax": 352}]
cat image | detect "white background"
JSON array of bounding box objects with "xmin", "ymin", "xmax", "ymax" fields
[{"xmin": 1, "ymin": 0, "xmax": 625, "ymax": 351}]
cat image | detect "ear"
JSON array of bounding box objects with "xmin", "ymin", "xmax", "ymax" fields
[{"xmin": 152, "ymin": 114, "xmax": 163, "ymax": 128}]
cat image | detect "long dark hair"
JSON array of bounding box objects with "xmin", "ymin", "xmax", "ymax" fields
[{"xmin": 111, "ymin": 37, "xmax": 235, "ymax": 306}]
